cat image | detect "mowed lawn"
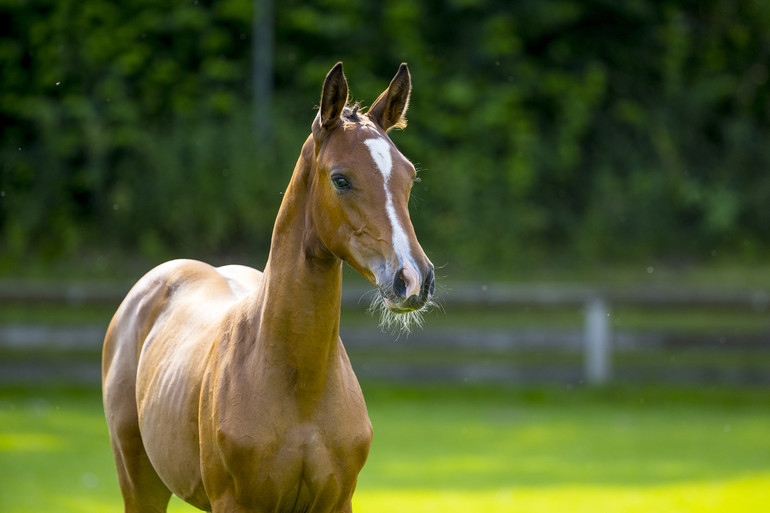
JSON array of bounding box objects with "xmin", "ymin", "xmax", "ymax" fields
[{"xmin": 0, "ymin": 383, "xmax": 768, "ymax": 513}]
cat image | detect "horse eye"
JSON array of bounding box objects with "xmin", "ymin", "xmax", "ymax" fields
[{"xmin": 332, "ymin": 175, "xmax": 351, "ymax": 190}]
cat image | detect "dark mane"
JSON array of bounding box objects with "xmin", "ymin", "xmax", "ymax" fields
[{"xmin": 343, "ymin": 103, "xmax": 363, "ymax": 122}]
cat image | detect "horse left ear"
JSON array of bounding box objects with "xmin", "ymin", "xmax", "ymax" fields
[
  {"xmin": 368, "ymin": 63, "xmax": 411, "ymax": 132},
  {"xmin": 316, "ymin": 62, "xmax": 349, "ymax": 135}
]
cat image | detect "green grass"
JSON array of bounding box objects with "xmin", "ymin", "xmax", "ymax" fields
[{"xmin": 1, "ymin": 384, "xmax": 768, "ymax": 512}]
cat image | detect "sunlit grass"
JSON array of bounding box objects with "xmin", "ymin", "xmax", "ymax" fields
[
  {"xmin": 1, "ymin": 384, "xmax": 768, "ymax": 513},
  {"xmin": 351, "ymin": 385, "xmax": 770, "ymax": 513},
  {"xmin": 354, "ymin": 475, "xmax": 770, "ymax": 513}
]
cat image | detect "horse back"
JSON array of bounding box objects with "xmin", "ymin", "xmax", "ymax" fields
[{"xmin": 103, "ymin": 259, "xmax": 260, "ymax": 375}]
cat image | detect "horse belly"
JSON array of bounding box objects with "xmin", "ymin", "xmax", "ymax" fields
[{"xmin": 136, "ymin": 333, "xmax": 211, "ymax": 509}]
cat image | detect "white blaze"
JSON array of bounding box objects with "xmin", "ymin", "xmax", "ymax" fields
[{"xmin": 364, "ymin": 137, "xmax": 418, "ymax": 291}]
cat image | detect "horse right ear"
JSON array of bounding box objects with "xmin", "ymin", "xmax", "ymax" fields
[
  {"xmin": 314, "ymin": 62, "xmax": 349, "ymax": 138},
  {"xmin": 368, "ymin": 63, "xmax": 411, "ymax": 132}
]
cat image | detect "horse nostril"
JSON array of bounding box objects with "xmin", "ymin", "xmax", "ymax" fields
[
  {"xmin": 393, "ymin": 270, "xmax": 407, "ymax": 298},
  {"xmin": 393, "ymin": 266, "xmax": 426, "ymax": 301}
]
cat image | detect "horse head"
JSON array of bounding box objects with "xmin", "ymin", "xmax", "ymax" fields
[{"xmin": 308, "ymin": 62, "xmax": 435, "ymax": 332}]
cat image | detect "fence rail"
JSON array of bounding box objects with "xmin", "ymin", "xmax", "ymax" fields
[
  {"xmin": 3, "ymin": 281, "xmax": 769, "ymax": 308},
  {"xmin": 1, "ymin": 283, "xmax": 769, "ymax": 384}
]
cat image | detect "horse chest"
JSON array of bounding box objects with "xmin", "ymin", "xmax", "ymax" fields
[{"xmin": 207, "ymin": 388, "xmax": 372, "ymax": 511}]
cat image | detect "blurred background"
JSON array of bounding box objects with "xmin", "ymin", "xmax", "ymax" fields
[
  {"xmin": 2, "ymin": 0, "xmax": 770, "ymax": 273},
  {"xmin": 1, "ymin": 1, "xmax": 769, "ymax": 512}
]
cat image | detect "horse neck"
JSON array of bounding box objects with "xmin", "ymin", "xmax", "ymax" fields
[{"xmin": 250, "ymin": 136, "xmax": 343, "ymax": 392}]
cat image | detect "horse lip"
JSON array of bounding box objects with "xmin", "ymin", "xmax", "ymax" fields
[{"xmin": 381, "ymin": 291, "xmax": 428, "ymax": 313}]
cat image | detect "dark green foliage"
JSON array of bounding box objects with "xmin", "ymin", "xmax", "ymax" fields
[{"xmin": 1, "ymin": 0, "xmax": 768, "ymax": 271}]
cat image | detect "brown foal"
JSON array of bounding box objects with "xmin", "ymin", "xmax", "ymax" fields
[{"xmin": 102, "ymin": 62, "xmax": 434, "ymax": 513}]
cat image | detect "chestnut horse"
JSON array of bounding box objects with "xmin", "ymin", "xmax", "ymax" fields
[{"xmin": 102, "ymin": 62, "xmax": 434, "ymax": 513}]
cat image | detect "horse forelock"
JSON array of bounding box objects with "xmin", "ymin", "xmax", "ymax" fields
[
  {"xmin": 312, "ymin": 103, "xmax": 366, "ymax": 143},
  {"xmin": 343, "ymin": 103, "xmax": 362, "ymax": 121}
]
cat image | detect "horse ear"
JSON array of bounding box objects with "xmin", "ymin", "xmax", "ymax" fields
[
  {"xmin": 318, "ymin": 62, "xmax": 349, "ymax": 133},
  {"xmin": 368, "ymin": 63, "xmax": 411, "ymax": 131}
]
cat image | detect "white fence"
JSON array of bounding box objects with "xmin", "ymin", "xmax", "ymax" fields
[
  {"xmin": 1, "ymin": 283, "xmax": 769, "ymax": 384},
  {"xmin": 439, "ymin": 283, "xmax": 770, "ymax": 384}
]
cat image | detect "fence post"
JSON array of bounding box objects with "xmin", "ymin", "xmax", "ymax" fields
[{"xmin": 584, "ymin": 296, "xmax": 611, "ymax": 384}]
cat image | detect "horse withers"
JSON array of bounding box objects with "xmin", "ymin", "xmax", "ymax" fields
[{"xmin": 102, "ymin": 62, "xmax": 434, "ymax": 513}]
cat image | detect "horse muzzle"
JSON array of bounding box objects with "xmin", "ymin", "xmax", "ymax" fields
[{"xmin": 381, "ymin": 265, "xmax": 435, "ymax": 313}]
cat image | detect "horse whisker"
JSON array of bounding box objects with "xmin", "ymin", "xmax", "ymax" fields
[{"xmin": 367, "ymin": 291, "xmax": 435, "ymax": 336}]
